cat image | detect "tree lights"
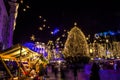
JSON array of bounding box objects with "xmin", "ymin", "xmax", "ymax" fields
[{"xmin": 63, "ymin": 23, "xmax": 89, "ymax": 57}]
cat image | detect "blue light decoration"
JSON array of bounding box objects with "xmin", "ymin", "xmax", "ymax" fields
[
  {"xmin": 99, "ymin": 32, "xmax": 103, "ymax": 36},
  {"xmin": 24, "ymin": 42, "xmax": 35, "ymax": 51},
  {"xmin": 52, "ymin": 28, "xmax": 59, "ymax": 35},
  {"xmin": 108, "ymin": 30, "xmax": 115, "ymax": 36},
  {"xmin": 95, "ymin": 30, "xmax": 118, "ymax": 38},
  {"xmin": 103, "ymin": 32, "xmax": 108, "ymax": 37},
  {"xmin": 23, "ymin": 42, "xmax": 48, "ymax": 57}
]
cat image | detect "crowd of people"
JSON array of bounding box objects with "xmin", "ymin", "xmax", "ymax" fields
[{"xmin": 3, "ymin": 58, "xmax": 118, "ymax": 80}]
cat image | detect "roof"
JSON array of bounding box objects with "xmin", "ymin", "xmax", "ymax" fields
[{"xmin": 0, "ymin": 44, "xmax": 39, "ymax": 60}]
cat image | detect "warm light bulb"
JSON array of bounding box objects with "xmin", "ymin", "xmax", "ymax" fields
[
  {"xmin": 51, "ymin": 32, "xmax": 53, "ymax": 34},
  {"xmin": 43, "ymin": 19, "xmax": 46, "ymax": 22},
  {"xmin": 20, "ymin": 0, "xmax": 23, "ymax": 3},
  {"xmin": 26, "ymin": 5, "xmax": 30, "ymax": 8},
  {"xmin": 43, "ymin": 24, "xmax": 45, "ymax": 27},
  {"xmin": 39, "ymin": 27, "xmax": 43, "ymax": 30},
  {"xmin": 48, "ymin": 26, "xmax": 50, "ymax": 28},
  {"xmin": 39, "ymin": 16, "xmax": 42, "ymax": 18},
  {"xmin": 23, "ymin": 9, "xmax": 26, "ymax": 11}
]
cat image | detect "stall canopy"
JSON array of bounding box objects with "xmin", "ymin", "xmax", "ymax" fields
[{"xmin": 0, "ymin": 44, "xmax": 39, "ymax": 60}]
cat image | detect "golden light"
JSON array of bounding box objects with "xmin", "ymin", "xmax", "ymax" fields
[
  {"xmin": 51, "ymin": 32, "xmax": 53, "ymax": 34},
  {"xmin": 48, "ymin": 26, "xmax": 50, "ymax": 28},
  {"xmin": 106, "ymin": 39, "xmax": 109, "ymax": 43},
  {"xmin": 20, "ymin": 0, "xmax": 23, "ymax": 3},
  {"xmin": 23, "ymin": 8, "xmax": 26, "ymax": 11},
  {"xmin": 47, "ymin": 40, "xmax": 53, "ymax": 45},
  {"xmin": 64, "ymin": 30, "xmax": 66, "ymax": 32},
  {"xmin": 74, "ymin": 22, "xmax": 77, "ymax": 26},
  {"xmin": 91, "ymin": 58, "xmax": 94, "ymax": 60},
  {"xmin": 26, "ymin": 5, "xmax": 30, "ymax": 8},
  {"xmin": 30, "ymin": 34, "xmax": 36, "ymax": 41},
  {"xmin": 56, "ymin": 37, "xmax": 60, "ymax": 41},
  {"xmin": 94, "ymin": 40, "xmax": 96, "ymax": 43},
  {"xmin": 39, "ymin": 27, "xmax": 43, "ymax": 31},
  {"xmin": 62, "ymin": 34, "xmax": 65, "ymax": 37},
  {"xmin": 39, "ymin": 16, "xmax": 42, "ymax": 18},
  {"xmin": 117, "ymin": 56, "xmax": 120, "ymax": 59},
  {"xmin": 43, "ymin": 19, "xmax": 46, "ymax": 22},
  {"xmin": 89, "ymin": 49, "xmax": 93, "ymax": 53},
  {"xmin": 86, "ymin": 37, "xmax": 89, "ymax": 40},
  {"xmin": 43, "ymin": 24, "xmax": 45, "ymax": 27},
  {"xmin": 67, "ymin": 31, "xmax": 69, "ymax": 34}
]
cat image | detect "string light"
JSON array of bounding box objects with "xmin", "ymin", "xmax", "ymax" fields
[
  {"xmin": 43, "ymin": 19, "xmax": 46, "ymax": 22},
  {"xmin": 43, "ymin": 24, "xmax": 45, "ymax": 27},
  {"xmin": 48, "ymin": 26, "xmax": 50, "ymax": 28},
  {"xmin": 51, "ymin": 32, "xmax": 53, "ymax": 34},
  {"xmin": 20, "ymin": 0, "xmax": 23, "ymax": 4},
  {"xmin": 38, "ymin": 27, "xmax": 43, "ymax": 31},
  {"xmin": 64, "ymin": 30, "xmax": 66, "ymax": 32},
  {"xmin": 26, "ymin": 5, "xmax": 30, "ymax": 8},
  {"xmin": 23, "ymin": 8, "xmax": 26, "ymax": 11},
  {"xmin": 18, "ymin": 0, "xmax": 70, "ymax": 46},
  {"xmin": 39, "ymin": 16, "xmax": 42, "ymax": 18}
]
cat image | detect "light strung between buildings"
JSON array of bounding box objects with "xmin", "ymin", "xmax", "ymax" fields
[
  {"xmin": 18, "ymin": 0, "xmax": 70, "ymax": 46},
  {"xmin": 18, "ymin": 0, "xmax": 30, "ymax": 12}
]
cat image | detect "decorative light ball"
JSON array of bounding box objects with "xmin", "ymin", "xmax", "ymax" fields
[
  {"xmin": 39, "ymin": 27, "xmax": 43, "ymax": 30},
  {"xmin": 62, "ymin": 34, "xmax": 65, "ymax": 37},
  {"xmin": 20, "ymin": 0, "xmax": 23, "ymax": 3},
  {"xmin": 64, "ymin": 30, "xmax": 66, "ymax": 32},
  {"xmin": 43, "ymin": 19, "xmax": 46, "ymax": 22},
  {"xmin": 51, "ymin": 32, "xmax": 53, "ymax": 34},
  {"xmin": 48, "ymin": 26, "xmax": 50, "ymax": 28},
  {"xmin": 43, "ymin": 24, "xmax": 45, "ymax": 27},
  {"xmin": 39, "ymin": 16, "xmax": 42, "ymax": 18},
  {"xmin": 26, "ymin": 5, "xmax": 30, "ymax": 8},
  {"xmin": 23, "ymin": 9, "xmax": 26, "ymax": 11}
]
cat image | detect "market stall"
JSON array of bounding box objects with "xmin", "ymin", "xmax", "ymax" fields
[{"xmin": 0, "ymin": 44, "xmax": 42, "ymax": 79}]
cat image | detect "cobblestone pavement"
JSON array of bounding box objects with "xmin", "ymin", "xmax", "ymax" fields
[
  {"xmin": 45, "ymin": 69, "xmax": 88, "ymax": 80},
  {"xmin": 45, "ymin": 69, "xmax": 120, "ymax": 80}
]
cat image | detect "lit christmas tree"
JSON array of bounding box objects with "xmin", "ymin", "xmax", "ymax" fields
[{"xmin": 63, "ymin": 22, "xmax": 89, "ymax": 57}]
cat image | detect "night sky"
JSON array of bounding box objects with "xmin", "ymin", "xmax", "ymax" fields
[{"xmin": 13, "ymin": 1, "xmax": 120, "ymax": 44}]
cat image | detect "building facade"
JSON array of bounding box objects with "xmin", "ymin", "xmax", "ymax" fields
[{"xmin": 0, "ymin": 0, "xmax": 19, "ymax": 50}]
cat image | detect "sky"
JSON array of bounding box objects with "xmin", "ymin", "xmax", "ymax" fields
[{"xmin": 13, "ymin": 1, "xmax": 120, "ymax": 44}]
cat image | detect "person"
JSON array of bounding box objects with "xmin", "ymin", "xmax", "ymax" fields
[
  {"xmin": 60, "ymin": 63, "xmax": 66, "ymax": 80},
  {"xmin": 73, "ymin": 64, "xmax": 78, "ymax": 80},
  {"xmin": 90, "ymin": 62, "xmax": 100, "ymax": 80},
  {"xmin": 114, "ymin": 61, "xmax": 118, "ymax": 71},
  {"xmin": 54, "ymin": 63, "xmax": 58, "ymax": 78},
  {"xmin": 38, "ymin": 63, "xmax": 45, "ymax": 80}
]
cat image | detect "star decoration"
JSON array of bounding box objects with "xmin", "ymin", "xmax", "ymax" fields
[
  {"xmin": 30, "ymin": 34, "xmax": 36, "ymax": 41},
  {"xmin": 39, "ymin": 27, "xmax": 43, "ymax": 31}
]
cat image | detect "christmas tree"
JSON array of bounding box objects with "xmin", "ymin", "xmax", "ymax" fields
[{"xmin": 63, "ymin": 23, "xmax": 89, "ymax": 58}]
